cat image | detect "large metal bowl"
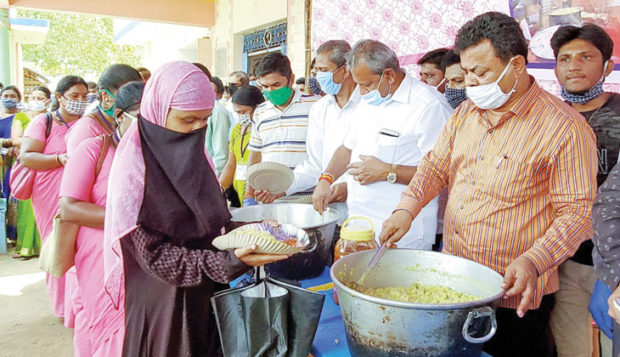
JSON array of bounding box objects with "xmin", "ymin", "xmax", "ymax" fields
[
  {"xmin": 231, "ymin": 203, "xmax": 339, "ymax": 280},
  {"xmin": 549, "ymin": 7, "xmax": 582, "ymax": 26},
  {"xmin": 331, "ymin": 249, "xmax": 504, "ymax": 356}
]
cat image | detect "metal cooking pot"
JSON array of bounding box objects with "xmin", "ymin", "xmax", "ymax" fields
[
  {"xmin": 231, "ymin": 203, "xmax": 339, "ymax": 280},
  {"xmin": 549, "ymin": 7, "xmax": 582, "ymax": 26},
  {"xmin": 331, "ymin": 249, "xmax": 504, "ymax": 357}
]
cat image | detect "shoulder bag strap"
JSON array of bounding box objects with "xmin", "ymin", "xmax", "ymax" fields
[
  {"xmin": 88, "ymin": 109, "xmax": 115, "ymax": 135},
  {"xmin": 45, "ymin": 112, "xmax": 52, "ymax": 139},
  {"xmin": 95, "ymin": 134, "xmax": 111, "ymax": 177}
]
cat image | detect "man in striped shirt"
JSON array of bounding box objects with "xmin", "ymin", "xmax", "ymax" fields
[
  {"xmin": 380, "ymin": 12, "xmax": 598, "ymax": 356},
  {"xmin": 245, "ymin": 53, "xmax": 319, "ymax": 205}
]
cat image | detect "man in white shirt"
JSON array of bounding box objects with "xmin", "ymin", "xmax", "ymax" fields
[
  {"xmin": 258, "ymin": 40, "xmax": 360, "ymax": 221},
  {"xmin": 313, "ymin": 39, "xmax": 452, "ymax": 249},
  {"xmin": 246, "ymin": 52, "xmax": 319, "ymax": 205},
  {"xmin": 418, "ymin": 48, "xmax": 448, "ymax": 93}
]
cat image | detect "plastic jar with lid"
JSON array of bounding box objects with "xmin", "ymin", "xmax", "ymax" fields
[
  {"xmin": 334, "ymin": 216, "xmax": 378, "ymax": 262},
  {"xmin": 333, "ymin": 216, "xmax": 378, "ymax": 304}
]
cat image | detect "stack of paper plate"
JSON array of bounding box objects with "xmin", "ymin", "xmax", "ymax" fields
[
  {"xmin": 247, "ymin": 162, "xmax": 294, "ymax": 193},
  {"xmin": 275, "ymin": 195, "xmax": 313, "ymax": 204},
  {"xmin": 212, "ymin": 222, "xmax": 309, "ymax": 255}
]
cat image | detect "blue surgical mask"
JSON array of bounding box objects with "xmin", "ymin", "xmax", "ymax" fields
[
  {"xmin": 87, "ymin": 93, "xmax": 98, "ymax": 103},
  {"xmin": 444, "ymin": 87, "xmax": 468, "ymax": 109},
  {"xmin": 249, "ymin": 80, "xmax": 258, "ymax": 87},
  {"xmin": 316, "ymin": 68, "xmax": 343, "ymax": 95},
  {"xmin": 561, "ymin": 60, "xmax": 608, "ymax": 105},
  {"xmin": 362, "ymin": 72, "xmax": 392, "ymax": 106},
  {"xmin": 1, "ymin": 98, "xmax": 18, "ymax": 109}
]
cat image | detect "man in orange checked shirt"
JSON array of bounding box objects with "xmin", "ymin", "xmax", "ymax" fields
[{"xmin": 379, "ymin": 12, "xmax": 598, "ymax": 357}]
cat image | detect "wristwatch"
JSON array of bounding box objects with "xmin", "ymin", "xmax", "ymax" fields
[{"xmin": 387, "ymin": 164, "xmax": 397, "ymax": 184}]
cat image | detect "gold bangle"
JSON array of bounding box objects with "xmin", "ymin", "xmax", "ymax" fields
[{"xmin": 55, "ymin": 154, "xmax": 61, "ymax": 166}]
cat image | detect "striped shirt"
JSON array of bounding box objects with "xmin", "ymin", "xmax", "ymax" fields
[
  {"xmin": 249, "ymin": 90, "xmax": 319, "ymax": 169},
  {"xmin": 395, "ymin": 78, "xmax": 598, "ymax": 309}
]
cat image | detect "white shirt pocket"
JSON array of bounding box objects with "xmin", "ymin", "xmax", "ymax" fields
[{"xmin": 375, "ymin": 133, "xmax": 400, "ymax": 163}]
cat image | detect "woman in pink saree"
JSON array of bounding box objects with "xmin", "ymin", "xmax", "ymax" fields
[
  {"xmin": 59, "ymin": 81, "xmax": 145, "ymax": 356},
  {"xmin": 20, "ymin": 75, "xmax": 88, "ymax": 318}
]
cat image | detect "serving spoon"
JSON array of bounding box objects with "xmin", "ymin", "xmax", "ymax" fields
[{"xmin": 357, "ymin": 242, "xmax": 388, "ymax": 286}]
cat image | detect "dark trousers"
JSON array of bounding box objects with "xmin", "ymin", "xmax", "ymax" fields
[
  {"xmin": 224, "ymin": 186, "xmax": 241, "ymax": 208},
  {"xmin": 614, "ymin": 321, "xmax": 620, "ymax": 357},
  {"xmin": 483, "ymin": 294, "xmax": 556, "ymax": 357},
  {"xmin": 432, "ymin": 233, "xmax": 442, "ymax": 252}
]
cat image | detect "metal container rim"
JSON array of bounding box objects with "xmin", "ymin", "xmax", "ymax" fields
[
  {"xmin": 231, "ymin": 203, "xmax": 340, "ymax": 229},
  {"xmin": 330, "ymin": 249, "xmax": 505, "ymax": 310}
]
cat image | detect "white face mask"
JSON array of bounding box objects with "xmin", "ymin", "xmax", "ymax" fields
[
  {"xmin": 238, "ymin": 113, "xmax": 252, "ymax": 127},
  {"xmin": 29, "ymin": 100, "xmax": 49, "ymax": 112},
  {"xmin": 434, "ymin": 78, "xmax": 446, "ymax": 89},
  {"xmin": 466, "ymin": 57, "xmax": 518, "ymax": 110}
]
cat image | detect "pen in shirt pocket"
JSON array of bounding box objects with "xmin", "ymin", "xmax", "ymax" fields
[{"xmin": 495, "ymin": 155, "xmax": 508, "ymax": 169}]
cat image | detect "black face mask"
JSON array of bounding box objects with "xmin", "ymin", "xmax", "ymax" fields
[
  {"xmin": 227, "ymin": 84, "xmax": 239, "ymax": 97},
  {"xmin": 137, "ymin": 115, "xmax": 231, "ymax": 245}
]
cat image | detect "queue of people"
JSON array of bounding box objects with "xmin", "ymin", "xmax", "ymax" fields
[
  {"xmin": 4, "ymin": 60, "xmax": 287, "ymax": 356},
  {"xmin": 1, "ymin": 9, "xmax": 619, "ymax": 357},
  {"xmin": 1, "ymin": 85, "xmax": 39, "ymax": 258}
]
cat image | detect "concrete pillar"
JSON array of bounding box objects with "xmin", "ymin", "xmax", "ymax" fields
[
  {"xmin": 0, "ymin": 8, "xmax": 10, "ymax": 86},
  {"xmin": 197, "ymin": 37, "xmax": 212, "ymax": 69},
  {"xmin": 286, "ymin": 0, "xmax": 308, "ymax": 79}
]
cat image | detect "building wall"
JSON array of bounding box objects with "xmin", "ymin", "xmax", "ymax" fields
[
  {"xmin": 0, "ymin": 8, "xmax": 10, "ymax": 85},
  {"xmin": 210, "ymin": 0, "xmax": 307, "ymax": 80},
  {"xmin": 9, "ymin": 32, "xmax": 19, "ymax": 87},
  {"xmin": 231, "ymin": 0, "xmax": 287, "ymax": 34},
  {"xmin": 211, "ymin": 0, "xmax": 234, "ymax": 78},
  {"xmin": 9, "ymin": 0, "xmax": 215, "ymax": 27},
  {"xmin": 197, "ymin": 37, "xmax": 212, "ymax": 69},
  {"xmin": 286, "ymin": 0, "xmax": 308, "ymax": 81}
]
